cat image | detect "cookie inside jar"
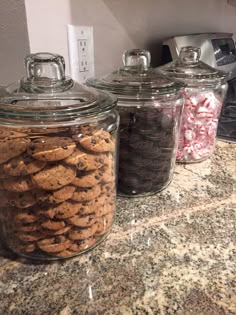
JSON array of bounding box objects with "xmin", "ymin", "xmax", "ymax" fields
[
  {"xmin": 0, "ymin": 52, "xmax": 118, "ymax": 260},
  {"xmin": 87, "ymin": 49, "xmax": 184, "ymax": 196},
  {"xmin": 118, "ymin": 105, "xmax": 181, "ymax": 196},
  {"xmin": 0, "ymin": 124, "xmax": 117, "ymax": 260}
]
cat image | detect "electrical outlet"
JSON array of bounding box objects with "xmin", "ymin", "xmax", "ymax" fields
[
  {"xmin": 67, "ymin": 25, "xmax": 95, "ymax": 83},
  {"xmin": 78, "ymin": 40, "xmax": 89, "ymax": 72}
]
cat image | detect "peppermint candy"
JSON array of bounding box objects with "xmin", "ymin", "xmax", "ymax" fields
[
  {"xmin": 178, "ymin": 90, "xmax": 222, "ymax": 162},
  {"xmin": 184, "ymin": 129, "xmax": 196, "ymax": 142}
]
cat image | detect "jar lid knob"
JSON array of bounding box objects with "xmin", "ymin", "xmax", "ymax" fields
[
  {"xmin": 25, "ymin": 53, "xmax": 66, "ymax": 81},
  {"xmin": 179, "ymin": 46, "xmax": 201, "ymax": 64},
  {"xmin": 122, "ymin": 49, "xmax": 151, "ymax": 69}
]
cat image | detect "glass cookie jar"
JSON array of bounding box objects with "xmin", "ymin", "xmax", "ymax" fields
[
  {"xmin": 0, "ymin": 53, "xmax": 118, "ymax": 260},
  {"xmin": 87, "ymin": 49, "xmax": 184, "ymax": 197},
  {"xmin": 159, "ymin": 46, "xmax": 228, "ymax": 163}
]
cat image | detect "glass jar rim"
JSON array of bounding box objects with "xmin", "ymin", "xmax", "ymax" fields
[
  {"xmin": 86, "ymin": 49, "xmax": 185, "ymax": 100},
  {"xmin": 158, "ymin": 46, "xmax": 227, "ymax": 87},
  {"xmin": 0, "ymin": 53, "xmax": 117, "ymax": 126}
]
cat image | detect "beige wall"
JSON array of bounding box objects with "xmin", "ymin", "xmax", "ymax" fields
[
  {"xmin": 0, "ymin": 0, "xmax": 30, "ymax": 84},
  {"xmin": 25, "ymin": 0, "xmax": 135, "ymax": 76},
  {"xmin": 70, "ymin": 0, "xmax": 236, "ymax": 71},
  {"xmin": 25, "ymin": 0, "xmax": 71, "ymax": 75},
  {"xmin": 11, "ymin": 0, "xmax": 236, "ymax": 81},
  {"xmin": 101, "ymin": 0, "xmax": 236, "ymax": 66},
  {"xmin": 69, "ymin": 0, "xmax": 135, "ymax": 77}
]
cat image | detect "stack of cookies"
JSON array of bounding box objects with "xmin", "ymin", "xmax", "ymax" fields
[
  {"xmin": 0, "ymin": 126, "xmax": 116, "ymax": 259},
  {"xmin": 118, "ymin": 107, "xmax": 177, "ymax": 195}
]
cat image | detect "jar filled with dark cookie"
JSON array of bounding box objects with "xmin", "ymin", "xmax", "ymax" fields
[
  {"xmin": 0, "ymin": 53, "xmax": 118, "ymax": 260},
  {"xmin": 87, "ymin": 49, "xmax": 184, "ymax": 196}
]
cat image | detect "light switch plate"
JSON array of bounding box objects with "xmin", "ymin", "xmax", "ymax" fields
[{"xmin": 67, "ymin": 25, "xmax": 95, "ymax": 83}]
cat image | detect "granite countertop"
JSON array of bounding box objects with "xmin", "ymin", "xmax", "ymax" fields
[{"xmin": 0, "ymin": 141, "xmax": 235, "ymax": 315}]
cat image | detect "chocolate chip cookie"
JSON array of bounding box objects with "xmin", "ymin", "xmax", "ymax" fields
[
  {"xmin": 37, "ymin": 186, "xmax": 76, "ymax": 205},
  {"xmin": 69, "ymin": 237, "xmax": 96, "ymax": 252},
  {"xmin": 37, "ymin": 236, "xmax": 71, "ymax": 253},
  {"xmin": 41, "ymin": 220, "xmax": 66, "ymax": 231},
  {"xmin": 3, "ymin": 176, "xmax": 36, "ymax": 192},
  {"xmin": 41, "ymin": 226, "xmax": 71, "ymax": 236},
  {"xmin": 16, "ymin": 231, "xmax": 42, "ymax": 242},
  {"xmin": 67, "ymin": 214, "xmax": 96, "ymax": 228},
  {"xmin": 27, "ymin": 137, "xmax": 76, "ymax": 161},
  {"xmin": 76, "ymin": 130, "xmax": 115, "ymax": 153},
  {"xmin": 3, "ymin": 153, "xmax": 46, "ymax": 176},
  {"xmin": 32, "ymin": 164, "xmax": 76, "ymax": 190},
  {"xmin": 0, "ymin": 127, "xmax": 27, "ymax": 139},
  {"xmin": 0, "ymin": 138, "xmax": 30, "ymax": 164},
  {"xmin": 68, "ymin": 223, "xmax": 98, "ymax": 240},
  {"xmin": 64, "ymin": 148, "xmax": 105, "ymax": 171},
  {"xmin": 0, "ymin": 124, "xmax": 116, "ymax": 259},
  {"xmin": 6, "ymin": 190, "xmax": 39, "ymax": 208},
  {"xmin": 14, "ymin": 242, "xmax": 36, "ymax": 253},
  {"xmin": 71, "ymin": 185, "xmax": 101, "ymax": 202},
  {"xmin": 40, "ymin": 201, "xmax": 81, "ymax": 219},
  {"xmin": 72, "ymin": 169, "xmax": 102, "ymax": 188},
  {"xmin": 14, "ymin": 210, "xmax": 38, "ymax": 224}
]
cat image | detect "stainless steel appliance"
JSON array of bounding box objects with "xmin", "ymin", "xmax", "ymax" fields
[{"xmin": 162, "ymin": 33, "xmax": 236, "ymax": 141}]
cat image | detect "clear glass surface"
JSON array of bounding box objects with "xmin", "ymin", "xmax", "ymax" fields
[
  {"xmin": 87, "ymin": 49, "xmax": 184, "ymax": 99},
  {"xmin": 87, "ymin": 49, "xmax": 184, "ymax": 196},
  {"xmin": 118, "ymin": 96, "xmax": 183, "ymax": 196},
  {"xmin": 0, "ymin": 53, "xmax": 119, "ymax": 260},
  {"xmin": 159, "ymin": 46, "xmax": 228, "ymax": 163},
  {"xmin": 177, "ymin": 85, "xmax": 227, "ymax": 162}
]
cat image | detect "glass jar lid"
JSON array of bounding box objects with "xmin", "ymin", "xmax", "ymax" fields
[
  {"xmin": 159, "ymin": 46, "xmax": 227, "ymax": 87},
  {"xmin": 0, "ymin": 53, "xmax": 116, "ymax": 126},
  {"xmin": 87, "ymin": 49, "xmax": 184, "ymax": 100}
]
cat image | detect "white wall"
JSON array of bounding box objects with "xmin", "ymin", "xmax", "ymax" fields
[
  {"xmin": 0, "ymin": 0, "xmax": 30, "ymax": 84},
  {"xmin": 24, "ymin": 0, "xmax": 135, "ymax": 76},
  {"xmin": 25, "ymin": 0, "xmax": 71, "ymax": 76},
  {"xmin": 102, "ymin": 0, "xmax": 236, "ymax": 66},
  {"xmin": 69, "ymin": 0, "xmax": 135, "ymax": 78},
  {"xmin": 11, "ymin": 0, "xmax": 236, "ymax": 81}
]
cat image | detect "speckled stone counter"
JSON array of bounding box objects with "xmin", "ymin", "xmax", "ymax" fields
[{"xmin": 0, "ymin": 141, "xmax": 235, "ymax": 315}]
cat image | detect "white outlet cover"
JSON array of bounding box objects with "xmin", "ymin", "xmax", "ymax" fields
[{"xmin": 67, "ymin": 25, "xmax": 95, "ymax": 83}]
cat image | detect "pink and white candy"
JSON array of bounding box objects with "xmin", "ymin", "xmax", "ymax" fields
[{"xmin": 177, "ymin": 90, "xmax": 222, "ymax": 162}]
